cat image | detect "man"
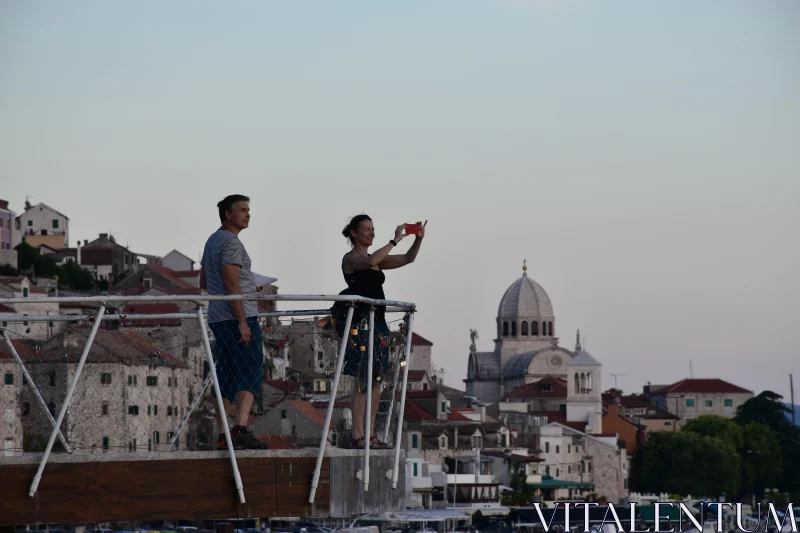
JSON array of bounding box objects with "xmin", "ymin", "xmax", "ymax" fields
[{"xmin": 200, "ymin": 194, "xmax": 268, "ymax": 450}]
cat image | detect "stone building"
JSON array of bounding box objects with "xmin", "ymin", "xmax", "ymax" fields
[
  {"xmin": 0, "ymin": 340, "xmax": 25, "ymax": 457},
  {"xmin": 465, "ymin": 262, "xmax": 578, "ymax": 405},
  {"xmin": 19, "ymin": 326, "xmax": 196, "ymax": 454},
  {"xmin": 645, "ymin": 378, "xmax": 753, "ymax": 421}
]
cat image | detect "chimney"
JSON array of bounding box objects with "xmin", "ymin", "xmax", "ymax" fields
[
  {"xmin": 84, "ymin": 239, "xmax": 88, "ymax": 246},
  {"xmin": 77, "ymin": 242, "xmax": 82, "ymax": 265},
  {"xmin": 99, "ymin": 233, "xmax": 108, "ymax": 239},
  {"xmin": 0, "ymin": 199, "xmax": 8, "ymax": 209}
]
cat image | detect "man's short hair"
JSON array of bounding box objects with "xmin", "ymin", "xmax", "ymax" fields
[{"xmin": 217, "ymin": 194, "xmax": 250, "ymax": 223}]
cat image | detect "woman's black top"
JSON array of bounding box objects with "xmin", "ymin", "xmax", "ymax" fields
[{"xmin": 343, "ymin": 263, "xmax": 387, "ymax": 324}]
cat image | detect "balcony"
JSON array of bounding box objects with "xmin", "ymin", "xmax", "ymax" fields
[
  {"xmin": 431, "ymin": 472, "xmax": 497, "ymax": 486},
  {"xmin": 411, "ymin": 475, "xmax": 434, "ymax": 490},
  {"xmin": 0, "ymin": 291, "xmax": 418, "ymax": 526}
]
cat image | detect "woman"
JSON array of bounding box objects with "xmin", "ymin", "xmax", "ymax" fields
[{"xmin": 340, "ymin": 214, "xmax": 426, "ymax": 449}]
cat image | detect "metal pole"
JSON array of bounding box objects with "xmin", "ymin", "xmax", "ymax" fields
[
  {"xmin": 309, "ymin": 305, "xmax": 355, "ymax": 504},
  {"xmin": 363, "ymin": 308, "xmax": 375, "ymax": 492},
  {"xmin": 391, "ymin": 312, "xmax": 415, "ymax": 489},
  {"xmin": 381, "ymin": 342, "xmax": 404, "ymax": 444},
  {"xmin": 2, "ymin": 330, "xmax": 72, "ymax": 454},
  {"xmin": 196, "ymin": 308, "xmax": 246, "ymax": 505},
  {"xmin": 28, "ymin": 305, "xmax": 106, "ymax": 497},
  {"xmin": 167, "ymin": 373, "xmax": 212, "ymax": 452}
]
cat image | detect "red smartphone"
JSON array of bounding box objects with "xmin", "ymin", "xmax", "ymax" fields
[{"xmin": 405, "ymin": 223, "xmax": 420, "ymax": 235}]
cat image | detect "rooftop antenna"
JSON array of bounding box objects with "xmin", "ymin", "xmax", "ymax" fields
[{"xmin": 610, "ymin": 373, "xmax": 625, "ymax": 390}]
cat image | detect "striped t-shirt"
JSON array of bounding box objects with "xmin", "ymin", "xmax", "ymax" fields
[{"xmin": 200, "ymin": 229, "xmax": 259, "ymax": 324}]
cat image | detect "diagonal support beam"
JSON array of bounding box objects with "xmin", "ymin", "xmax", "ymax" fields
[
  {"xmin": 391, "ymin": 311, "xmax": 415, "ymax": 489},
  {"xmin": 2, "ymin": 330, "xmax": 72, "ymax": 454},
  {"xmin": 29, "ymin": 305, "xmax": 106, "ymax": 497}
]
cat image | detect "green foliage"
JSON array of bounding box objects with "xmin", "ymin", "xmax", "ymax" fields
[
  {"xmin": 502, "ymin": 461, "xmax": 536, "ymax": 506},
  {"xmin": 58, "ymin": 260, "xmax": 96, "ymax": 291},
  {"xmin": 638, "ymin": 430, "xmax": 741, "ymax": 497},
  {"xmin": 15, "ymin": 242, "xmax": 59, "ymax": 277},
  {"xmin": 638, "ymin": 393, "xmax": 800, "ymax": 498},
  {"xmin": 0, "ymin": 263, "xmax": 18, "ymax": 275}
]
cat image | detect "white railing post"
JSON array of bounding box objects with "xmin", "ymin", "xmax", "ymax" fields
[
  {"xmin": 196, "ymin": 308, "xmax": 246, "ymax": 505},
  {"xmin": 2, "ymin": 330, "xmax": 73, "ymax": 454},
  {"xmin": 391, "ymin": 311, "xmax": 414, "ymax": 489},
  {"xmin": 309, "ymin": 305, "xmax": 355, "ymax": 504},
  {"xmin": 167, "ymin": 373, "xmax": 212, "ymax": 452},
  {"xmin": 363, "ymin": 308, "xmax": 375, "ymax": 492},
  {"xmin": 28, "ymin": 305, "xmax": 106, "ymax": 497},
  {"xmin": 381, "ymin": 339, "xmax": 404, "ymax": 444}
]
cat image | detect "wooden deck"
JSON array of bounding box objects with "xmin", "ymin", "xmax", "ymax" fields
[{"xmin": 0, "ymin": 448, "xmax": 406, "ymax": 526}]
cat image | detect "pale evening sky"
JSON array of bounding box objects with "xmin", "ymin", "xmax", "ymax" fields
[{"xmin": 1, "ymin": 1, "xmax": 798, "ymax": 402}]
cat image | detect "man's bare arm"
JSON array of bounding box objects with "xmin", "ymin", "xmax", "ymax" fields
[{"xmin": 222, "ymin": 264, "xmax": 247, "ymax": 325}]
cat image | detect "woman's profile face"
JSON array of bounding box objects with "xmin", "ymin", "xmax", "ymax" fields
[{"xmin": 352, "ymin": 219, "xmax": 375, "ymax": 247}]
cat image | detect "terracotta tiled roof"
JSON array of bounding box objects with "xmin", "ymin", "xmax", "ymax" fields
[
  {"xmin": 403, "ymin": 398, "xmax": 436, "ymax": 421},
  {"xmin": 412, "ymin": 333, "xmax": 433, "ymax": 346},
  {"xmin": 170, "ymin": 270, "xmax": 200, "ymax": 278},
  {"xmin": 0, "ymin": 303, "xmax": 15, "ymax": 313},
  {"xmin": 655, "ymin": 378, "xmax": 751, "ymax": 394},
  {"xmin": 148, "ymin": 266, "xmax": 194, "ymax": 289},
  {"xmin": 407, "ymin": 390, "xmax": 436, "ymax": 399},
  {"xmin": 448, "ymin": 410, "xmax": 473, "ymax": 422},
  {"xmin": 0, "ymin": 339, "xmax": 34, "ymax": 360},
  {"xmin": 287, "ymin": 399, "xmax": 327, "ymax": 428},
  {"xmin": 408, "ymin": 370, "xmax": 428, "ymax": 382},
  {"xmin": 121, "ymin": 303, "xmax": 181, "ymax": 326},
  {"xmin": 501, "ymin": 375, "xmax": 568, "ymax": 401}
]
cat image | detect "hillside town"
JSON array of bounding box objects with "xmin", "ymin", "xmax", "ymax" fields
[{"xmin": 1, "ymin": 197, "xmax": 797, "ymax": 530}]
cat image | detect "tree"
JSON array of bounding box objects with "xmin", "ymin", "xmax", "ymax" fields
[
  {"xmin": 735, "ymin": 391, "xmax": 800, "ymax": 494},
  {"xmin": 682, "ymin": 415, "xmax": 744, "ymax": 450},
  {"xmin": 502, "ymin": 460, "xmax": 535, "ymax": 506},
  {"xmin": 15, "ymin": 242, "xmax": 60, "ymax": 277},
  {"xmin": 0, "ymin": 263, "xmax": 17, "ymax": 275},
  {"xmin": 638, "ymin": 431, "xmax": 740, "ymax": 497},
  {"xmin": 739, "ymin": 422, "xmax": 783, "ymax": 498}
]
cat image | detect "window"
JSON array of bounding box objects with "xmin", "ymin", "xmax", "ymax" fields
[
  {"xmin": 153, "ymin": 405, "xmax": 158, "ymax": 416},
  {"xmin": 4, "ymin": 373, "xmax": 12, "ymax": 385},
  {"xmin": 153, "ymin": 431, "xmax": 160, "ymax": 444},
  {"xmin": 531, "ymin": 321, "xmax": 538, "ymax": 335},
  {"xmin": 545, "ymin": 442, "xmax": 550, "ymax": 453},
  {"xmin": 559, "ymin": 403, "xmax": 566, "ymax": 413},
  {"xmin": 133, "ymin": 438, "xmax": 136, "ymax": 451},
  {"xmin": 540, "ymin": 383, "xmax": 552, "ymax": 392},
  {"xmin": 148, "ymin": 438, "xmax": 152, "ymax": 452},
  {"xmin": 100, "ymin": 373, "xmax": 111, "ymax": 385},
  {"xmin": 724, "ymin": 399, "xmax": 733, "ymax": 407},
  {"xmin": 22, "ymin": 287, "xmax": 29, "ymax": 297},
  {"xmin": 511, "ymin": 321, "xmax": 517, "ymax": 336},
  {"xmin": 23, "ymin": 402, "xmax": 30, "ymax": 416},
  {"xmin": 102, "ymin": 403, "xmax": 109, "ymax": 416},
  {"xmin": 167, "ymin": 406, "xmax": 172, "ymax": 416},
  {"xmin": 168, "ymin": 432, "xmax": 176, "ymax": 448},
  {"xmin": 146, "ymin": 376, "xmax": 158, "ymax": 386},
  {"xmin": 128, "ymin": 405, "xmax": 139, "ymax": 415},
  {"xmin": 664, "ymin": 421, "xmax": 672, "ymax": 426},
  {"xmin": 556, "ymin": 468, "xmax": 560, "ymax": 477},
  {"xmin": 102, "ymin": 437, "xmax": 109, "ymax": 450},
  {"xmin": 49, "ymin": 371, "xmax": 55, "ymax": 387},
  {"xmin": 521, "ymin": 321, "xmax": 528, "ymax": 336},
  {"xmin": 440, "ymin": 436, "xmax": 447, "ymax": 449},
  {"xmin": 556, "ymin": 445, "xmax": 560, "ymax": 454},
  {"xmin": 128, "ymin": 375, "xmax": 137, "ymax": 386},
  {"xmin": 685, "ymin": 398, "xmax": 695, "ymax": 407},
  {"xmin": 705, "ymin": 400, "xmax": 713, "ymax": 407},
  {"xmin": 568, "ymin": 444, "xmax": 571, "ymax": 453},
  {"xmin": 281, "ymin": 409, "xmax": 287, "ymax": 419},
  {"xmin": 413, "ymin": 463, "xmax": 418, "ymax": 477},
  {"xmin": 502, "ymin": 321, "xmax": 509, "ymax": 336},
  {"xmin": 27, "ymin": 220, "xmax": 32, "ymax": 227},
  {"xmin": 52, "ymin": 219, "xmax": 59, "ymax": 229},
  {"xmin": 472, "ymin": 435, "xmax": 482, "ymax": 448},
  {"xmin": 412, "ymin": 433, "xmax": 419, "ymax": 449},
  {"xmin": 548, "ymin": 321, "xmax": 553, "ymax": 336},
  {"xmin": 568, "ymin": 466, "xmax": 571, "ymax": 473},
  {"xmin": 441, "ymin": 401, "xmax": 447, "ymax": 414}
]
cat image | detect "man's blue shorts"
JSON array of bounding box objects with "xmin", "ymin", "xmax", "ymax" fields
[{"xmin": 210, "ymin": 316, "xmax": 263, "ymax": 403}]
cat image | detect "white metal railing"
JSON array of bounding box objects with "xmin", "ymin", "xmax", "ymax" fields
[{"xmin": 0, "ymin": 292, "xmax": 416, "ymax": 506}]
